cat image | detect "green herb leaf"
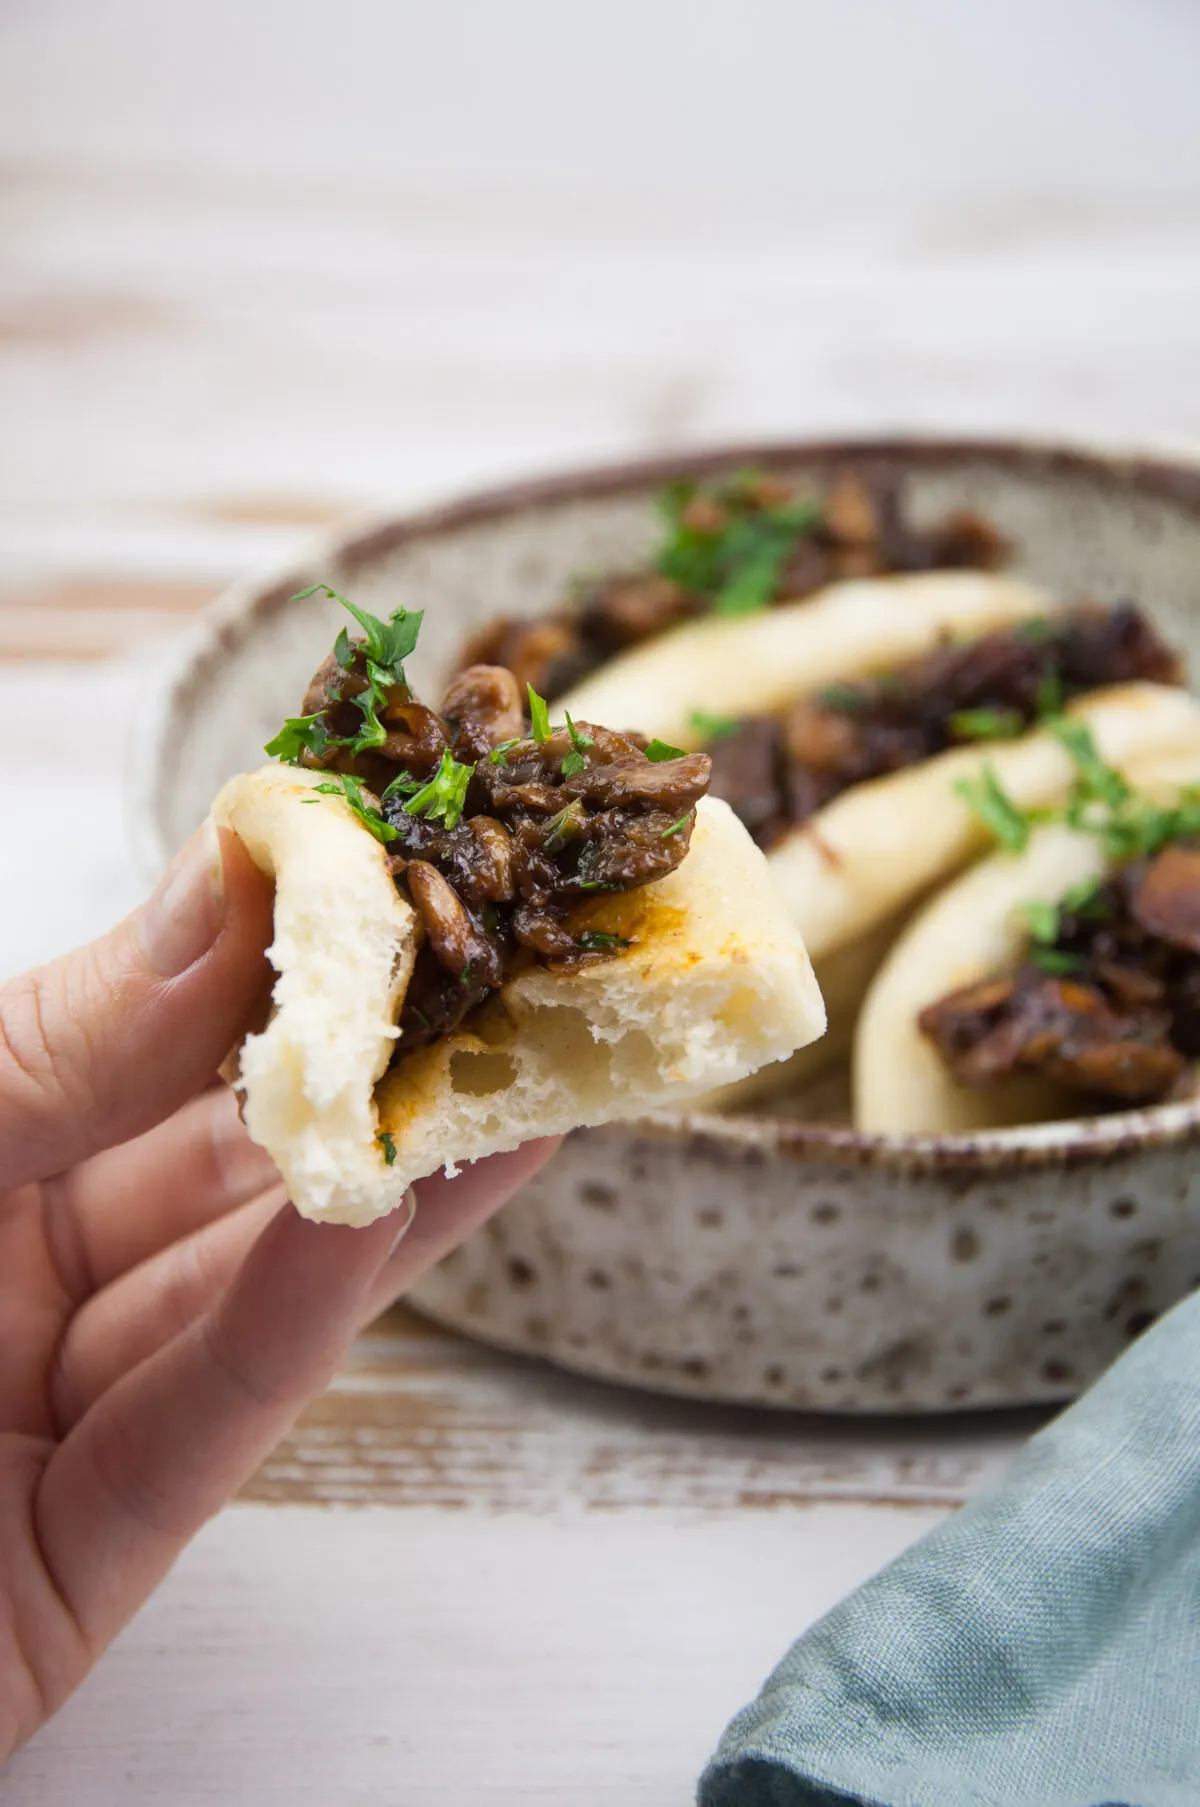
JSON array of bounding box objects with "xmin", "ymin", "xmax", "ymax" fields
[
  {"xmin": 655, "ymin": 473, "xmax": 820, "ymax": 614},
  {"xmin": 1060, "ymin": 876, "xmax": 1107, "ymax": 919},
  {"xmin": 1015, "ymin": 616, "xmax": 1054, "ymax": 643},
  {"xmin": 950, "ymin": 709, "xmax": 1026, "ymax": 742},
  {"xmin": 315, "ymin": 775, "xmax": 399, "ymax": 844},
  {"xmin": 955, "ymin": 764, "xmax": 1031, "ymax": 853},
  {"xmin": 1029, "ymin": 946, "xmax": 1082, "ymax": 975},
  {"xmin": 399, "ymin": 749, "xmax": 476, "ymax": 831},
  {"xmin": 376, "ymin": 1130, "xmax": 397, "ymax": 1166},
  {"xmin": 660, "ymin": 813, "xmax": 691, "ymax": 840},
  {"xmin": 1035, "ymin": 669, "xmax": 1063, "ymax": 718},
  {"xmin": 819, "ymin": 683, "xmax": 867, "ymax": 713},
  {"xmin": 293, "ymin": 584, "xmax": 423, "ymax": 673},
  {"xmin": 1019, "ymin": 899, "xmax": 1060, "ymax": 944},
  {"xmin": 332, "ymin": 625, "xmax": 352, "ymax": 670},
  {"xmin": 488, "ymin": 738, "xmax": 523, "ymax": 765},
  {"xmin": 528, "ymin": 685, "xmax": 551, "ymax": 743},
  {"xmin": 265, "ymin": 713, "xmax": 330, "ymax": 763},
  {"xmin": 343, "ymin": 657, "xmax": 395, "ymax": 754},
  {"xmin": 542, "ymin": 800, "xmax": 587, "ymax": 853},
  {"xmin": 560, "ymin": 713, "xmax": 593, "ymax": 778},
  {"xmin": 645, "ymin": 738, "xmax": 687, "ymax": 763},
  {"xmin": 1050, "ymin": 718, "xmax": 1131, "ymax": 810},
  {"xmin": 565, "ymin": 712, "xmax": 593, "ymax": 752},
  {"xmin": 687, "ymin": 709, "xmax": 740, "ymax": 741},
  {"xmin": 576, "ymin": 930, "xmax": 633, "ymax": 952},
  {"xmin": 379, "ymin": 771, "xmax": 422, "ymax": 801}
]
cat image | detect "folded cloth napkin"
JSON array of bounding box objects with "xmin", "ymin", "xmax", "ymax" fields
[{"xmin": 699, "ymin": 1292, "xmax": 1200, "ymax": 1807}]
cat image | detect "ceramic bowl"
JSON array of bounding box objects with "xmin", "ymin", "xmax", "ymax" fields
[{"xmin": 132, "ymin": 437, "xmax": 1200, "ymax": 1413}]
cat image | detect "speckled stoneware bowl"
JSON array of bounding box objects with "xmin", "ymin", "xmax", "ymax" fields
[{"xmin": 132, "ymin": 438, "xmax": 1200, "ymax": 1413}]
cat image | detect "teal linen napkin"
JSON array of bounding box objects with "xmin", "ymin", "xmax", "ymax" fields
[{"xmin": 699, "ymin": 1292, "xmax": 1200, "ymax": 1807}]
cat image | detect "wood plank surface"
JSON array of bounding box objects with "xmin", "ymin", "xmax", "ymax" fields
[{"xmin": 253, "ymin": 1304, "xmax": 1035, "ymax": 1512}]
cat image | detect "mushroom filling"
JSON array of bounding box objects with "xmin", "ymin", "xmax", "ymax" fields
[
  {"xmin": 282, "ymin": 601, "xmax": 711, "ymax": 1053},
  {"xmin": 919, "ymin": 841, "xmax": 1200, "ymax": 1107},
  {"xmin": 704, "ymin": 603, "xmax": 1181, "ymax": 851},
  {"xmin": 456, "ymin": 464, "xmax": 1008, "ymax": 702}
]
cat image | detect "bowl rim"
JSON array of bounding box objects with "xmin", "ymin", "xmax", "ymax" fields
[{"xmin": 130, "ymin": 430, "xmax": 1200, "ymax": 1174}]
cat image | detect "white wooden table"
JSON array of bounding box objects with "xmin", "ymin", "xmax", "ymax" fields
[{"xmin": 4, "ymin": 2, "xmax": 1200, "ymax": 1797}]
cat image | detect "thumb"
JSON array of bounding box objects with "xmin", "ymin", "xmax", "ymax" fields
[{"xmin": 0, "ymin": 823, "xmax": 274, "ymax": 1190}]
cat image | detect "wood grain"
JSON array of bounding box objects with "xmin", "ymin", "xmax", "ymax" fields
[{"xmin": 246, "ymin": 1305, "xmax": 1034, "ymax": 1513}]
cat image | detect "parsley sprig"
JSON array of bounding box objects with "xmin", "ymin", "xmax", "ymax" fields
[
  {"xmin": 315, "ymin": 774, "xmax": 399, "ymax": 844},
  {"xmin": 955, "ymin": 713, "xmax": 1200, "ymax": 969},
  {"xmin": 687, "ymin": 709, "xmax": 740, "ymax": 741},
  {"xmin": 577, "ymin": 930, "xmax": 633, "ymax": 952},
  {"xmin": 265, "ymin": 712, "xmax": 331, "ymax": 763},
  {"xmin": 955, "ymin": 763, "xmax": 1032, "ymax": 853},
  {"xmin": 294, "ymin": 584, "xmax": 423, "ymax": 671},
  {"xmin": 384, "ymin": 749, "xmax": 476, "ymax": 832},
  {"xmin": 561, "ymin": 712, "xmax": 593, "ymax": 778},
  {"xmin": 266, "ymin": 586, "xmax": 424, "ymax": 765},
  {"xmin": 656, "ymin": 470, "xmax": 822, "ymax": 616},
  {"xmin": 950, "ymin": 708, "xmax": 1026, "ymax": 742}
]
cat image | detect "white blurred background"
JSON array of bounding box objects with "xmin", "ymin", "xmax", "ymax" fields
[{"xmin": 2, "ymin": 0, "xmax": 1200, "ymax": 966}]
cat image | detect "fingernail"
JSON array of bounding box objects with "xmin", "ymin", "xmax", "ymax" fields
[{"xmin": 137, "ymin": 817, "xmax": 227, "ymax": 978}]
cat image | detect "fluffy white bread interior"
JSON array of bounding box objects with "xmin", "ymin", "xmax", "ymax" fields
[
  {"xmin": 213, "ymin": 765, "xmax": 418, "ymax": 1221},
  {"xmin": 556, "ymin": 571, "xmax": 1052, "ymax": 750},
  {"xmin": 213, "ymin": 768, "xmax": 826, "ymax": 1225},
  {"xmin": 853, "ymin": 741, "xmax": 1200, "ymax": 1136},
  {"xmin": 771, "ymin": 682, "xmax": 1200, "ymax": 967}
]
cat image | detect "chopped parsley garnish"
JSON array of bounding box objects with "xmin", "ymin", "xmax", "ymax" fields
[
  {"xmin": 819, "ymin": 683, "xmax": 867, "ymax": 713},
  {"xmin": 344, "ymin": 657, "xmax": 397, "ymax": 755},
  {"xmin": 660, "ymin": 813, "xmax": 691, "ymax": 840},
  {"xmin": 542, "ymin": 800, "xmax": 587, "ymax": 853},
  {"xmin": 527, "ymin": 684, "xmax": 551, "ymax": 743},
  {"xmin": 267, "ymin": 586, "xmax": 424, "ymax": 764},
  {"xmin": 1015, "ymin": 616, "xmax": 1054, "ymax": 644},
  {"xmin": 645, "ymin": 738, "xmax": 687, "ymax": 763},
  {"xmin": 488, "ymin": 738, "xmax": 522, "ymax": 765},
  {"xmin": 265, "ymin": 712, "xmax": 331, "ymax": 763},
  {"xmin": 561, "ymin": 712, "xmax": 593, "ymax": 778},
  {"xmin": 958, "ymin": 718, "xmax": 1190, "ymax": 863},
  {"xmin": 397, "ymin": 749, "xmax": 476, "ymax": 831},
  {"xmin": 1029, "ymin": 946, "xmax": 1082, "ymax": 976},
  {"xmin": 687, "ymin": 709, "xmax": 740, "ymax": 741},
  {"xmin": 1036, "ymin": 670, "xmax": 1063, "ymax": 718},
  {"xmin": 949, "ymin": 709, "xmax": 1025, "ymax": 742},
  {"xmin": 315, "ymin": 775, "xmax": 399, "ymax": 844},
  {"xmin": 576, "ymin": 930, "xmax": 633, "ymax": 952},
  {"xmin": 1018, "ymin": 899, "xmax": 1060, "ymax": 944},
  {"xmin": 1051, "ymin": 719, "xmax": 1131, "ymax": 813},
  {"xmin": 955, "ymin": 763, "xmax": 1031, "ymax": 853},
  {"xmin": 1061, "ymin": 876, "xmax": 1107, "ymax": 919},
  {"xmin": 376, "ymin": 1130, "xmax": 397, "ymax": 1166},
  {"xmin": 656, "ymin": 470, "xmax": 821, "ymax": 616},
  {"xmin": 294, "ymin": 584, "xmax": 423, "ymax": 671},
  {"xmin": 1014, "ymin": 876, "xmax": 1110, "ymax": 964}
]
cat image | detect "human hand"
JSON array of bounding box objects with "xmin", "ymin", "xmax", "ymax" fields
[{"xmin": 0, "ymin": 823, "xmax": 556, "ymax": 1762}]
